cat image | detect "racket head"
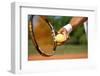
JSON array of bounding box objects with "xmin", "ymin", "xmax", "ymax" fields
[{"xmin": 29, "ymin": 15, "xmax": 56, "ymax": 56}]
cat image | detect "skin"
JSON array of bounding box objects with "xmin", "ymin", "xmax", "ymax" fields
[
  {"xmin": 69, "ymin": 17, "xmax": 88, "ymax": 29},
  {"xmin": 40, "ymin": 16, "xmax": 88, "ymax": 45},
  {"xmin": 57, "ymin": 17, "xmax": 88, "ymax": 45}
]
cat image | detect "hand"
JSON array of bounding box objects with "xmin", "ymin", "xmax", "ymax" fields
[{"xmin": 56, "ymin": 28, "xmax": 69, "ymax": 45}]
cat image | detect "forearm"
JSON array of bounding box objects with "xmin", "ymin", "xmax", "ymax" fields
[
  {"xmin": 63, "ymin": 17, "xmax": 87, "ymax": 33},
  {"xmin": 69, "ymin": 17, "xmax": 88, "ymax": 29}
]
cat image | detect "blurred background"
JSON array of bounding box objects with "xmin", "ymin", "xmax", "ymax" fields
[{"xmin": 28, "ymin": 15, "xmax": 88, "ymax": 56}]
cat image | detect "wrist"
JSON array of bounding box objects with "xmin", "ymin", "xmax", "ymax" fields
[{"xmin": 63, "ymin": 24, "xmax": 72, "ymax": 33}]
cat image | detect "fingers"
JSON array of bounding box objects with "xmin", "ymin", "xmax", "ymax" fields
[
  {"xmin": 62, "ymin": 31, "xmax": 67, "ymax": 41},
  {"xmin": 59, "ymin": 28, "xmax": 68, "ymax": 41},
  {"xmin": 56, "ymin": 42, "xmax": 65, "ymax": 46},
  {"xmin": 56, "ymin": 27, "xmax": 69, "ymax": 46},
  {"xmin": 58, "ymin": 28, "xmax": 64, "ymax": 34}
]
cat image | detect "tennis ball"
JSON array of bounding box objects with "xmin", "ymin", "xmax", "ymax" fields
[{"xmin": 54, "ymin": 34, "xmax": 65, "ymax": 42}]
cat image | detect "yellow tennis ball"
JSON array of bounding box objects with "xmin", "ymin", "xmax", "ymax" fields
[{"xmin": 55, "ymin": 34, "xmax": 65, "ymax": 42}]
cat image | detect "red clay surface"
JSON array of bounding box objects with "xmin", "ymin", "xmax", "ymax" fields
[{"xmin": 28, "ymin": 53, "xmax": 88, "ymax": 61}]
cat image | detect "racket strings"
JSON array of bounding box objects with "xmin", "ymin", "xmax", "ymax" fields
[{"xmin": 29, "ymin": 16, "xmax": 57, "ymax": 56}]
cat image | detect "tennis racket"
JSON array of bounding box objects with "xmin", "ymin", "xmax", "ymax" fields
[{"xmin": 28, "ymin": 15, "xmax": 57, "ymax": 56}]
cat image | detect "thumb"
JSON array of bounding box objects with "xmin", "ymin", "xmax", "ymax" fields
[
  {"xmin": 62, "ymin": 31, "xmax": 67, "ymax": 40},
  {"xmin": 58, "ymin": 28, "xmax": 64, "ymax": 34}
]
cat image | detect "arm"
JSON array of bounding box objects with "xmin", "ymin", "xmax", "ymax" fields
[
  {"xmin": 58, "ymin": 17, "xmax": 88, "ymax": 34},
  {"xmin": 69, "ymin": 17, "xmax": 87, "ymax": 30},
  {"xmin": 56, "ymin": 17, "xmax": 87, "ymax": 45}
]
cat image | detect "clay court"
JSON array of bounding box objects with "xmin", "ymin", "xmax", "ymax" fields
[
  {"xmin": 28, "ymin": 53, "xmax": 87, "ymax": 61},
  {"xmin": 28, "ymin": 15, "xmax": 88, "ymax": 61},
  {"xmin": 28, "ymin": 39, "xmax": 88, "ymax": 61}
]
